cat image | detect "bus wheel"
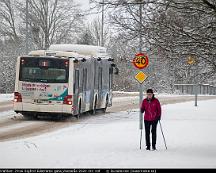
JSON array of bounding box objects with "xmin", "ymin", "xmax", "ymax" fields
[
  {"xmin": 22, "ymin": 113, "xmax": 38, "ymax": 120},
  {"xmin": 102, "ymin": 97, "xmax": 108, "ymax": 113},
  {"xmin": 91, "ymin": 98, "xmax": 97, "ymax": 115},
  {"xmin": 55, "ymin": 114, "xmax": 63, "ymax": 121},
  {"xmin": 75, "ymin": 102, "xmax": 81, "ymax": 119}
]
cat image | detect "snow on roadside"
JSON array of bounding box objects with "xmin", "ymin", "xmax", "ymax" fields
[
  {"xmin": 0, "ymin": 92, "xmax": 215, "ymax": 104},
  {"xmin": 112, "ymin": 96, "xmax": 138, "ymax": 102},
  {"xmin": 0, "ymin": 93, "xmax": 13, "ymax": 103},
  {"xmin": 0, "ymin": 99, "xmax": 216, "ymax": 168},
  {"xmin": 0, "ymin": 110, "xmax": 14, "ymax": 119},
  {"xmin": 113, "ymin": 91, "xmax": 216, "ymax": 97}
]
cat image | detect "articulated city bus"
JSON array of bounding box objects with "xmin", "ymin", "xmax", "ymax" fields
[{"xmin": 14, "ymin": 44, "xmax": 118, "ymax": 119}]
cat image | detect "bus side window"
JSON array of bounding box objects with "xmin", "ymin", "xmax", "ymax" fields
[
  {"xmin": 98, "ymin": 67, "xmax": 103, "ymax": 90},
  {"xmin": 82, "ymin": 68, "xmax": 87, "ymax": 92},
  {"xmin": 109, "ymin": 68, "xmax": 113, "ymax": 90},
  {"xmin": 85, "ymin": 68, "xmax": 87, "ymax": 91},
  {"xmin": 74, "ymin": 70, "xmax": 79, "ymax": 93},
  {"xmin": 94, "ymin": 65, "xmax": 97, "ymax": 89}
]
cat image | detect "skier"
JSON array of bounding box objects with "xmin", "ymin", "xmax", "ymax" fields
[{"xmin": 141, "ymin": 89, "xmax": 161, "ymax": 150}]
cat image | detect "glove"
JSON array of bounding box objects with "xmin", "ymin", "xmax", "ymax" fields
[{"xmin": 157, "ymin": 116, "xmax": 161, "ymax": 121}]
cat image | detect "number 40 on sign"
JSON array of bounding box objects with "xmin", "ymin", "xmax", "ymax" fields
[{"xmin": 132, "ymin": 53, "xmax": 149, "ymax": 69}]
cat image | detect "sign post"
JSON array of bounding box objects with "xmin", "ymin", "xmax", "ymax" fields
[
  {"xmin": 187, "ymin": 55, "xmax": 198, "ymax": 107},
  {"xmin": 132, "ymin": 53, "xmax": 149, "ymax": 150}
]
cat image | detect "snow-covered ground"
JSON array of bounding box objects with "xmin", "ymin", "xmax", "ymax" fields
[
  {"xmin": 0, "ymin": 110, "xmax": 14, "ymax": 119},
  {"xmin": 0, "ymin": 99, "xmax": 216, "ymax": 168},
  {"xmin": 0, "ymin": 93, "xmax": 13, "ymax": 103},
  {"xmin": 0, "ymin": 92, "xmax": 215, "ymax": 103},
  {"xmin": 113, "ymin": 91, "xmax": 216, "ymax": 97}
]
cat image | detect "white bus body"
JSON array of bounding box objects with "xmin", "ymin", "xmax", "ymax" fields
[{"xmin": 14, "ymin": 45, "xmax": 116, "ymax": 118}]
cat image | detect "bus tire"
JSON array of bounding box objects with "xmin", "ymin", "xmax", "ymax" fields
[
  {"xmin": 91, "ymin": 97, "xmax": 97, "ymax": 115},
  {"xmin": 55, "ymin": 114, "xmax": 63, "ymax": 121},
  {"xmin": 75, "ymin": 101, "xmax": 81, "ymax": 119},
  {"xmin": 102, "ymin": 96, "xmax": 108, "ymax": 113},
  {"xmin": 22, "ymin": 113, "xmax": 38, "ymax": 120}
]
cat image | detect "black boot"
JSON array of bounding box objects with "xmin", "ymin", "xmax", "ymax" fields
[
  {"xmin": 152, "ymin": 145, "xmax": 156, "ymax": 150},
  {"xmin": 146, "ymin": 146, "xmax": 150, "ymax": 150}
]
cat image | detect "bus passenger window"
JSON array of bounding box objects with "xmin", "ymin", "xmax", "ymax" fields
[
  {"xmin": 83, "ymin": 68, "xmax": 87, "ymax": 92},
  {"xmin": 98, "ymin": 67, "xmax": 102, "ymax": 90},
  {"xmin": 74, "ymin": 70, "xmax": 79, "ymax": 93},
  {"xmin": 109, "ymin": 68, "xmax": 113, "ymax": 90}
]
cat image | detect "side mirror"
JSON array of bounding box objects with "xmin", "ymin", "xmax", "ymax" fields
[
  {"xmin": 81, "ymin": 58, "xmax": 86, "ymax": 62},
  {"xmin": 73, "ymin": 59, "xmax": 78, "ymax": 63},
  {"xmin": 108, "ymin": 58, "xmax": 114, "ymax": 62},
  {"xmin": 111, "ymin": 63, "xmax": 116, "ymax": 67}
]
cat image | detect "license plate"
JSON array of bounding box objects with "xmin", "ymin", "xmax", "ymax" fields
[{"xmin": 34, "ymin": 99, "xmax": 49, "ymax": 104}]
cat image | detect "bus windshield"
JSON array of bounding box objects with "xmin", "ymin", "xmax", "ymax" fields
[{"xmin": 19, "ymin": 57, "xmax": 69, "ymax": 83}]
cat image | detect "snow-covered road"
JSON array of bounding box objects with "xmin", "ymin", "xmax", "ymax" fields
[
  {"xmin": 0, "ymin": 93, "xmax": 216, "ymax": 143},
  {"xmin": 0, "ymin": 99, "xmax": 216, "ymax": 168},
  {"xmin": 0, "ymin": 94, "xmax": 13, "ymax": 103}
]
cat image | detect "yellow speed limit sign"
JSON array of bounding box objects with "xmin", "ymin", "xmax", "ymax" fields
[{"xmin": 132, "ymin": 53, "xmax": 149, "ymax": 69}]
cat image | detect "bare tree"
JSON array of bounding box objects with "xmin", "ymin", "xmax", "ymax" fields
[
  {"xmin": 17, "ymin": 0, "xmax": 84, "ymax": 49},
  {"xmin": 104, "ymin": 0, "xmax": 216, "ymax": 85},
  {"xmin": 0, "ymin": 0, "xmax": 85, "ymax": 93},
  {"xmin": 0, "ymin": 0, "xmax": 20, "ymax": 43},
  {"xmin": 90, "ymin": 17, "xmax": 110, "ymax": 46},
  {"xmin": 77, "ymin": 17, "xmax": 110, "ymax": 46},
  {"xmin": 145, "ymin": 0, "xmax": 216, "ymax": 83},
  {"xmin": 77, "ymin": 27, "xmax": 95, "ymax": 45}
]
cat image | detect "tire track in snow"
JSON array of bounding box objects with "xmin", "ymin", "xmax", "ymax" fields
[{"xmin": 0, "ymin": 120, "xmax": 72, "ymax": 142}]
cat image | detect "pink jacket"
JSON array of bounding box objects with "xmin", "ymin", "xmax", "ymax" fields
[{"xmin": 141, "ymin": 98, "xmax": 161, "ymax": 121}]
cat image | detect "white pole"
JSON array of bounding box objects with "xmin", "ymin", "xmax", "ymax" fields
[
  {"xmin": 195, "ymin": 61, "xmax": 198, "ymax": 106},
  {"xmin": 139, "ymin": 1, "xmax": 143, "ymax": 150},
  {"xmin": 101, "ymin": 0, "xmax": 104, "ymax": 47},
  {"xmin": 25, "ymin": 0, "xmax": 29, "ymax": 54}
]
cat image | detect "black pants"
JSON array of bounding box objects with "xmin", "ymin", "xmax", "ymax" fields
[{"xmin": 144, "ymin": 120, "xmax": 158, "ymax": 148}]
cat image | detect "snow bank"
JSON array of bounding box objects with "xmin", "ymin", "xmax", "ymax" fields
[
  {"xmin": 0, "ymin": 110, "xmax": 14, "ymax": 119},
  {"xmin": 0, "ymin": 93, "xmax": 13, "ymax": 102},
  {"xmin": 0, "ymin": 99, "xmax": 216, "ymax": 168},
  {"xmin": 113, "ymin": 91, "xmax": 216, "ymax": 97}
]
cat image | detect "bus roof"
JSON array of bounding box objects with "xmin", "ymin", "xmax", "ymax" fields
[
  {"xmin": 28, "ymin": 50, "xmax": 80, "ymax": 57},
  {"xmin": 49, "ymin": 44, "xmax": 107, "ymax": 57}
]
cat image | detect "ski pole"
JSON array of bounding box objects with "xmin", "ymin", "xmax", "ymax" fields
[
  {"xmin": 159, "ymin": 120, "xmax": 167, "ymax": 150},
  {"xmin": 140, "ymin": 129, "xmax": 143, "ymax": 150}
]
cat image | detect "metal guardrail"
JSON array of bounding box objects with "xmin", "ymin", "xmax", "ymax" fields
[{"xmin": 174, "ymin": 84, "xmax": 216, "ymax": 95}]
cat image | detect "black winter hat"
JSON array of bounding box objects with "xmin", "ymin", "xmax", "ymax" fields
[{"xmin": 146, "ymin": 89, "xmax": 154, "ymax": 93}]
